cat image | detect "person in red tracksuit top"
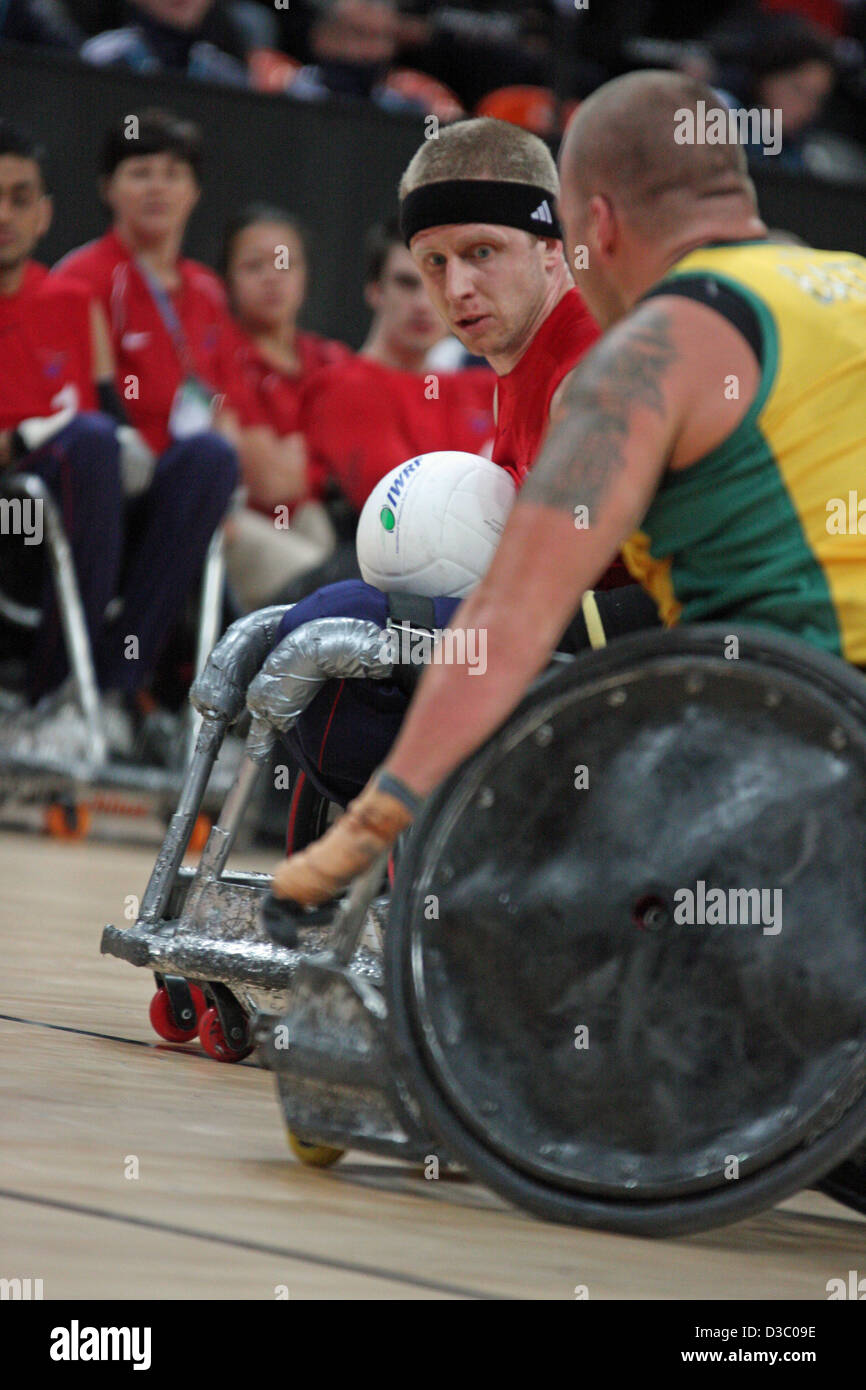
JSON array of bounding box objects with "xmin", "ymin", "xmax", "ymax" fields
[
  {"xmin": 216, "ymin": 204, "xmax": 353, "ymax": 610},
  {"xmin": 52, "ymin": 110, "xmax": 238, "ymax": 724},
  {"xmin": 53, "ymin": 111, "xmax": 240, "ymax": 466},
  {"xmin": 0, "ymin": 125, "xmax": 116, "ymax": 716},
  {"xmin": 0, "ymin": 120, "xmax": 236, "ymax": 772}
]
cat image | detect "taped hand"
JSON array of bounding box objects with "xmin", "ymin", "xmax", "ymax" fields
[{"xmin": 271, "ymin": 774, "xmax": 417, "ymax": 907}]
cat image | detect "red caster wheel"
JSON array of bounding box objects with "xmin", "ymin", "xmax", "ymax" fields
[
  {"xmin": 149, "ymin": 984, "xmax": 206, "ymax": 1043},
  {"xmin": 198, "ymin": 1006, "xmax": 253, "ymax": 1063}
]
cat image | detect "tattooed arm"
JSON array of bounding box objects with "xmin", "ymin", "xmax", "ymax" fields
[
  {"xmin": 269, "ymin": 294, "xmax": 761, "ymax": 904},
  {"xmin": 382, "ymin": 299, "xmax": 696, "ymax": 797}
]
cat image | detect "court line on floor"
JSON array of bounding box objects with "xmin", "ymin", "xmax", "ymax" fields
[
  {"xmin": 0, "ymin": 1011, "xmax": 512, "ymax": 1220},
  {"xmin": 0, "ymin": 1188, "xmax": 508, "ymax": 1299},
  {"xmin": 0, "ymin": 1012, "xmax": 258, "ymax": 1065},
  {"xmin": 4, "ymin": 1014, "xmax": 860, "ymax": 1244}
]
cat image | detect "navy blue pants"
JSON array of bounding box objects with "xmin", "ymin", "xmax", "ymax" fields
[
  {"xmin": 272, "ymin": 578, "xmax": 660, "ymax": 807},
  {"xmin": 22, "ymin": 414, "xmax": 238, "ymax": 700},
  {"xmin": 274, "ymin": 580, "xmax": 459, "ymax": 806}
]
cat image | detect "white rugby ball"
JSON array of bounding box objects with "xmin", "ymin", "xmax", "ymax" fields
[{"xmin": 356, "ymin": 450, "xmax": 516, "ymax": 597}]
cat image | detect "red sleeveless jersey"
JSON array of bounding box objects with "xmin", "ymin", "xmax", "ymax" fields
[
  {"xmin": 492, "ymin": 287, "xmax": 597, "ymax": 485},
  {"xmin": 491, "ymin": 286, "xmax": 631, "ymax": 590}
]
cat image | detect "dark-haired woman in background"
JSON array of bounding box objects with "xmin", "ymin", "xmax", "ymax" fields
[
  {"xmin": 218, "ymin": 205, "xmax": 352, "ymax": 610},
  {"xmin": 714, "ymin": 14, "xmax": 838, "ymax": 172}
]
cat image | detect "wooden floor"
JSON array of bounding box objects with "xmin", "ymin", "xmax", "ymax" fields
[{"xmin": 1, "ymin": 825, "xmax": 864, "ymax": 1301}]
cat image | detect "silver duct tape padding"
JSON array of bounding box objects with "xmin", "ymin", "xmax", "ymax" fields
[
  {"xmin": 189, "ymin": 605, "xmax": 291, "ymax": 722},
  {"xmin": 245, "ymin": 617, "xmax": 393, "ymax": 763}
]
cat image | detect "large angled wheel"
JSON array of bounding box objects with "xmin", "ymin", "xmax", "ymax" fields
[
  {"xmin": 386, "ymin": 626, "xmax": 866, "ymax": 1237},
  {"xmin": 820, "ymin": 1143, "xmax": 866, "ymax": 1216}
]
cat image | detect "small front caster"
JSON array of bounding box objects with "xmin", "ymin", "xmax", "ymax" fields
[
  {"xmin": 287, "ymin": 1130, "xmax": 346, "ymax": 1168},
  {"xmin": 198, "ymin": 1006, "xmax": 253, "ymax": 1063},
  {"xmin": 149, "ymin": 983, "xmax": 206, "ymax": 1043}
]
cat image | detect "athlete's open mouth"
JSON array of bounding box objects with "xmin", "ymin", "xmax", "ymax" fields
[{"xmin": 457, "ymin": 314, "xmax": 490, "ymax": 332}]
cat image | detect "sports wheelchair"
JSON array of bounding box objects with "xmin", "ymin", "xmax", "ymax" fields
[
  {"xmin": 0, "ymin": 469, "xmax": 236, "ymax": 840},
  {"xmin": 100, "ymin": 604, "xmax": 866, "ymax": 1235}
]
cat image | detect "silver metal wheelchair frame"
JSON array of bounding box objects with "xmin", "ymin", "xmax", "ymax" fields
[{"xmin": 0, "ymin": 470, "xmax": 234, "ymax": 819}]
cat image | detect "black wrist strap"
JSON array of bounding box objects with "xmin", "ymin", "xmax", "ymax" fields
[
  {"xmin": 9, "ymin": 428, "xmax": 27, "ymax": 463},
  {"xmin": 387, "ymin": 592, "xmax": 437, "ymax": 631},
  {"xmin": 97, "ymin": 379, "xmax": 129, "ymax": 426},
  {"xmin": 386, "ymin": 594, "xmax": 438, "ymax": 696},
  {"xmin": 376, "ymin": 770, "xmax": 424, "ymax": 817}
]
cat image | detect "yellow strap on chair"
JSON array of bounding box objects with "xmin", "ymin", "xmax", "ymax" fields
[{"xmin": 581, "ymin": 589, "xmax": 607, "ymax": 649}]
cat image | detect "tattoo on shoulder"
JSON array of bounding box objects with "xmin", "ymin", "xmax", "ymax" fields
[{"xmin": 521, "ymin": 304, "xmax": 678, "ymax": 514}]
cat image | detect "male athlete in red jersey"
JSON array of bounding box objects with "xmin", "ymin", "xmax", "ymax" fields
[
  {"xmin": 258, "ymin": 120, "xmax": 655, "ymax": 851},
  {"xmin": 400, "ymin": 119, "xmax": 634, "ymax": 592}
]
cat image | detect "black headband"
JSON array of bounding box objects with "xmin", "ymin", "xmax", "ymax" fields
[{"xmin": 400, "ymin": 179, "xmax": 562, "ymax": 245}]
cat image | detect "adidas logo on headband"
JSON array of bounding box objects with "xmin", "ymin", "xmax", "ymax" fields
[{"xmin": 400, "ymin": 180, "xmax": 563, "ymax": 244}]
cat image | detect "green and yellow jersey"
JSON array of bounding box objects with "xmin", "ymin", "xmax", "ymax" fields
[{"xmin": 622, "ymin": 242, "xmax": 866, "ymax": 665}]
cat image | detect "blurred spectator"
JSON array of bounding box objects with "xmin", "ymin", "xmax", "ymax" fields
[
  {"xmin": 81, "ymin": 0, "xmax": 250, "ymax": 84},
  {"xmin": 760, "ymin": 0, "xmax": 849, "ymax": 38},
  {"xmin": 0, "ymin": 118, "xmax": 117, "ymax": 720},
  {"xmin": 265, "ymin": 0, "xmax": 317, "ymax": 63},
  {"xmin": 716, "ymin": 14, "xmax": 839, "ymax": 169},
  {"xmin": 0, "ymin": 120, "xmax": 233, "ymax": 762},
  {"xmin": 0, "ymin": 0, "xmax": 83, "ymax": 48},
  {"xmin": 300, "ymin": 215, "xmax": 495, "ymax": 519},
  {"xmin": 290, "ymin": 0, "xmax": 432, "ymax": 111},
  {"xmin": 55, "ymin": 0, "xmax": 120, "ymax": 37},
  {"xmin": 52, "ymin": 110, "xmax": 238, "ymax": 737},
  {"xmin": 218, "ymin": 204, "xmax": 352, "ymax": 611},
  {"xmin": 395, "ymin": 0, "xmax": 552, "ymax": 107}
]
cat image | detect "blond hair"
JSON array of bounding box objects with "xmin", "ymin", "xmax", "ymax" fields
[{"xmin": 399, "ymin": 117, "xmax": 559, "ymax": 202}]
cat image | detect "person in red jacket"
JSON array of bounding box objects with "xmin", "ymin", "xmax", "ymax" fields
[
  {"xmin": 54, "ymin": 110, "xmax": 239, "ymax": 462},
  {"xmin": 50, "ymin": 108, "xmax": 238, "ymax": 737},
  {"xmin": 217, "ymin": 204, "xmax": 352, "ymax": 610},
  {"xmin": 0, "ymin": 121, "xmax": 118, "ymax": 719},
  {"xmin": 0, "ymin": 120, "xmax": 237, "ymax": 771}
]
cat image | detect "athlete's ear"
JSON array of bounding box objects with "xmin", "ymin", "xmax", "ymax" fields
[
  {"xmin": 37, "ymin": 193, "xmax": 53, "ymax": 239},
  {"xmin": 587, "ymin": 194, "xmax": 617, "ymax": 262},
  {"xmin": 364, "ymin": 279, "xmax": 383, "ymax": 314},
  {"xmin": 539, "ymin": 236, "xmax": 562, "ymax": 272}
]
